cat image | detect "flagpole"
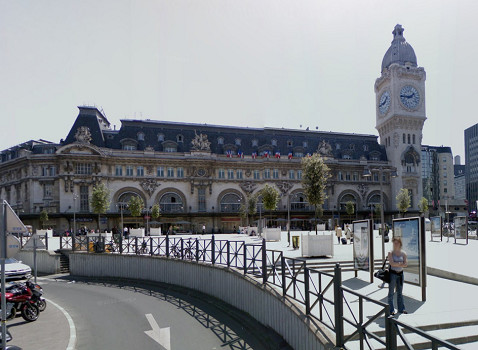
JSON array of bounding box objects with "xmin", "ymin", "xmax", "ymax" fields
[{"xmin": 1, "ymin": 201, "xmax": 7, "ymax": 350}]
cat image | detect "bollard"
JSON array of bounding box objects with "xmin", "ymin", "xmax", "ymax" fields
[
  {"xmin": 334, "ymin": 263, "xmax": 344, "ymax": 347},
  {"xmin": 261, "ymin": 239, "xmax": 267, "ymax": 284}
]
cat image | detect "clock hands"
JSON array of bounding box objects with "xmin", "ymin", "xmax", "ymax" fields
[
  {"xmin": 400, "ymin": 93, "xmax": 415, "ymax": 99},
  {"xmin": 379, "ymin": 99, "xmax": 387, "ymax": 107}
]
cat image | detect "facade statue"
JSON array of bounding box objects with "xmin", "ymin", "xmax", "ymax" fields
[{"xmin": 191, "ymin": 131, "xmax": 211, "ymax": 151}]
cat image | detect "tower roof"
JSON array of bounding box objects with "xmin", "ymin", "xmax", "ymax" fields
[{"xmin": 381, "ymin": 24, "xmax": 417, "ymax": 72}]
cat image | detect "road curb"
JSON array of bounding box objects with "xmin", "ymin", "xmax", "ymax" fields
[{"xmin": 46, "ymin": 298, "xmax": 77, "ymax": 350}]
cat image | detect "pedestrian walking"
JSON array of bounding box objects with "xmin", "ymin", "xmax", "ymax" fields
[
  {"xmin": 335, "ymin": 226, "xmax": 342, "ymax": 244},
  {"xmin": 202, "ymin": 224, "xmax": 206, "ymax": 234},
  {"xmin": 388, "ymin": 237, "xmax": 408, "ymax": 315}
]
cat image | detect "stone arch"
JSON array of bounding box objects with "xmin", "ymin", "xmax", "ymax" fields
[
  {"xmin": 154, "ymin": 187, "xmax": 187, "ymax": 213},
  {"xmin": 337, "ymin": 190, "xmax": 361, "ymax": 211},
  {"xmin": 366, "ymin": 190, "xmax": 389, "ymax": 211},
  {"xmin": 113, "ymin": 187, "xmax": 146, "ymax": 205},
  {"xmin": 289, "ymin": 189, "xmax": 311, "ymax": 211},
  {"xmin": 216, "ymin": 188, "xmax": 244, "ymax": 213},
  {"xmin": 56, "ymin": 143, "xmax": 105, "ymax": 156}
]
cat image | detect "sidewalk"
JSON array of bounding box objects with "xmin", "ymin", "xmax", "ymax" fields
[{"xmin": 7, "ymin": 298, "xmax": 72, "ymax": 350}]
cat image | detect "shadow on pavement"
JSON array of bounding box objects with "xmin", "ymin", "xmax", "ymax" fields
[{"xmin": 53, "ymin": 275, "xmax": 292, "ymax": 350}]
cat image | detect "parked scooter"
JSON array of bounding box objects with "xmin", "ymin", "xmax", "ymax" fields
[{"xmin": 1, "ymin": 282, "xmax": 39, "ymax": 322}]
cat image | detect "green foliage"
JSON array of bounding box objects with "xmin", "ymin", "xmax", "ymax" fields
[
  {"xmin": 396, "ymin": 188, "xmax": 411, "ymax": 216},
  {"xmin": 239, "ymin": 193, "xmax": 258, "ymax": 225},
  {"xmin": 301, "ymin": 153, "xmax": 330, "ymax": 208},
  {"xmin": 345, "ymin": 201, "xmax": 355, "ymax": 216},
  {"xmin": 151, "ymin": 204, "xmax": 160, "ymax": 219},
  {"xmin": 90, "ymin": 183, "xmax": 110, "ymax": 215},
  {"xmin": 418, "ymin": 197, "xmax": 429, "ymax": 214},
  {"xmin": 39, "ymin": 210, "xmax": 49, "ymax": 226},
  {"xmin": 128, "ymin": 195, "xmax": 145, "ymax": 217},
  {"xmin": 374, "ymin": 203, "xmax": 382, "ymax": 217},
  {"xmin": 260, "ymin": 185, "xmax": 280, "ymax": 212}
]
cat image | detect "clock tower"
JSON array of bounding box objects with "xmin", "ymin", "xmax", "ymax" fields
[{"xmin": 375, "ymin": 24, "xmax": 426, "ymax": 211}]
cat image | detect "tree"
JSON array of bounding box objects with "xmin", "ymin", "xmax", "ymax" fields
[
  {"xmin": 260, "ymin": 185, "xmax": 280, "ymax": 227},
  {"xmin": 418, "ymin": 197, "xmax": 429, "ymax": 217},
  {"xmin": 345, "ymin": 201, "xmax": 355, "ymax": 222},
  {"xmin": 128, "ymin": 195, "xmax": 145, "ymax": 218},
  {"xmin": 39, "ymin": 210, "xmax": 49, "ymax": 228},
  {"xmin": 90, "ymin": 183, "xmax": 111, "ymax": 230},
  {"xmin": 151, "ymin": 204, "xmax": 160, "ymax": 220},
  {"xmin": 396, "ymin": 188, "xmax": 411, "ymax": 217},
  {"xmin": 301, "ymin": 153, "xmax": 331, "ymax": 234},
  {"xmin": 373, "ymin": 204, "xmax": 382, "ymax": 223},
  {"xmin": 239, "ymin": 193, "xmax": 258, "ymax": 226}
]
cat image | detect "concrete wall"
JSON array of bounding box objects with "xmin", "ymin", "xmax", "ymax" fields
[
  {"xmin": 15, "ymin": 250, "xmax": 61, "ymax": 274},
  {"xmin": 70, "ymin": 253, "xmax": 334, "ymax": 350}
]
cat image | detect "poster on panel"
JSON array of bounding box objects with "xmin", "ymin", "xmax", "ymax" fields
[
  {"xmin": 392, "ymin": 217, "xmax": 421, "ymax": 286},
  {"xmin": 353, "ymin": 220, "xmax": 372, "ymax": 272},
  {"xmin": 430, "ymin": 216, "xmax": 442, "ymax": 241},
  {"xmin": 454, "ymin": 216, "xmax": 468, "ymax": 243}
]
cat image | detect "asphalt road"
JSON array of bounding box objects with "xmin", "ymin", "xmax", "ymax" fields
[{"xmin": 41, "ymin": 276, "xmax": 290, "ymax": 350}]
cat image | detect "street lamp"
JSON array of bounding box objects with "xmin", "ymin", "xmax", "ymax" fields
[
  {"xmin": 117, "ymin": 202, "xmax": 127, "ymax": 235},
  {"xmin": 363, "ymin": 166, "xmax": 398, "ymax": 263},
  {"xmin": 73, "ymin": 193, "xmax": 78, "ymax": 236}
]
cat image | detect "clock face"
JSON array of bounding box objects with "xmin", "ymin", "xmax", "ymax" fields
[
  {"xmin": 197, "ymin": 168, "xmax": 206, "ymax": 177},
  {"xmin": 400, "ymin": 85, "xmax": 420, "ymax": 110},
  {"xmin": 378, "ymin": 91, "xmax": 391, "ymax": 115}
]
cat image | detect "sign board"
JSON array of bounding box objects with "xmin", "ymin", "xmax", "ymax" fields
[
  {"xmin": 5, "ymin": 235, "xmax": 21, "ymax": 258},
  {"xmin": 23, "ymin": 234, "xmax": 46, "ymax": 250},
  {"xmin": 352, "ymin": 219, "xmax": 374, "ymax": 283},
  {"xmin": 430, "ymin": 216, "xmax": 442, "ymax": 241},
  {"xmin": 392, "ymin": 217, "xmax": 425, "ymax": 287},
  {"xmin": 454, "ymin": 216, "xmax": 468, "ymax": 244},
  {"xmin": 4, "ymin": 202, "xmax": 28, "ymax": 235}
]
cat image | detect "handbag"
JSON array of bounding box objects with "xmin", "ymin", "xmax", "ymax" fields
[{"xmin": 374, "ymin": 260, "xmax": 390, "ymax": 283}]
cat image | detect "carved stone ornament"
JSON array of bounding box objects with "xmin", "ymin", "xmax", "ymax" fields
[
  {"xmin": 144, "ymin": 146, "xmax": 155, "ymax": 152},
  {"xmin": 393, "ymin": 132, "xmax": 399, "ymax": 148},
  {"xmin": 317, "ymin": 140, "xmax": 333, "ymax": 157},
  {"xmin": 357, "ymin": 183, "xmax": 369, "ymax": 201},
  {"xmin": 140, "ymin": 178, "xmax": 160, "ymax": 197},
  {"xmin": 240, "ymin": 181, "xmax": 257, "ymax": 194},
  {"xmin": 276, "ymin": 181, "xmax": 293, "ymax": 194},
  {"xmin": 74, "ymin": 126, "xmax": 92, "ymax": 144},
  {"xmin": 191, "ymin": 130, "xmax": 211, "ymax": 151}
]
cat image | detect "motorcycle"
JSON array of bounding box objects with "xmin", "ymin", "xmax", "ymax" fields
[
  {"xmin": 1, "ymin": 283, "xmax": 39, "ymax": 322},
  {"xmin": 6, "ymin": 279, "xmax": 46, "ymax": 313}
]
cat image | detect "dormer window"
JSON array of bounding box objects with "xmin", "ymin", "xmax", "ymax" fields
[
  {"xmin": 137, "ymin": 132, "xmax": 145, "ymax": 141},
  {"xmin": 235, "ymin": 138, "xmax": 241, "ymax": 146},
  {"xmin": 336, "ymin": 143, "xmax": 341, "ymax": 150},
  {"xmin": 177, "ymin": 134, "xmax": 183, "ymax": 143},
  {"xmin": 157, "ymin": 133, "xmax": 165, "ymax": 142},
  {"xmin": 271, "ymin": 139, "xmax": 277, "ymax": 146},
  {"xmin": 287, "ymin": 140, "xmax": 293, "ymax": 147},
  {"xmin": 363, "ymin": 144, "xmax": 369, "ymax": 151},
  {"xmin": 252, "ymin": 139, "xmax": 258, "ymax": 147},
  {"xmin": 303, "ymin": 141, "xmax": 308, "ymax": 148},
  {"xmin": 217, "ymin": 137, "xmax": 224, "ymax": 145}
]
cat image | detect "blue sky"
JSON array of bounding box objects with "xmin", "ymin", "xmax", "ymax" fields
[{"xmin": 1, "ymin": 0, "xmax": 476, "ymax": 159}]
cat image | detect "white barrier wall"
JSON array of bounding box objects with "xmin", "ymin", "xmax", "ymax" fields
[
  {"xmin": 36, "ymin": 229, "xmax": 53, "ymax": 238},
  {"xmin": 129, "ymin": 228, "xmax": 145, "ymax": 237},
  {"xmin": 70, "ymin": 254, "xmax": 333, "ymax": 350},
  {"xmin": 150, "ymin": 228, "xmax": 162, "ymax": 236},
  {"xmin": 301, "ymin": 234, "xmax": 334, "ymax": 257},
  {"xmin": 15, "ymin": 250, "xmax": 61, "ymax": 274},
  {"xmin": 263, "ymin": 228, "xmax": 281, "ymax": 241}
]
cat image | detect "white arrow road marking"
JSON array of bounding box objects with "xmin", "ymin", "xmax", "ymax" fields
[{"xmin": 145, "ymin": 313, "xmax": 171, "ymax": 350}]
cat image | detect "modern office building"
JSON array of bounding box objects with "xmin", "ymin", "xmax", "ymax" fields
[
  {"xmin": 465, "ymin": 123, "xmax": 478, "ymax": 212},
  {"xmin": 0, "ymin": 24, "xmax": 429, "ymax": 231},
  {"xmin": 454, "ymin": 155, "xmax": 466, "ymax": 201}
]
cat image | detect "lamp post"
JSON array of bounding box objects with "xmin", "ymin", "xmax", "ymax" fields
[
  {"xmin": 363, "ymin": 166, "xmax": 398, "ymax": 263},
  {"xmin": 287, "ymin": 192, "xmax": 291, "ymax": 246},
  {"xmin": 117, "ymin": 202, "xmax": 127, "ymax": 235},
  {"xmin": 73, "ymin": 193, "xmax": 78, "ymax": 236}
]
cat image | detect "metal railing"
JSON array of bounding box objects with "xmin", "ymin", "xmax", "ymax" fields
[
  {"xmin": 57, "ymin": 233, "xmax": 462, "ymax": 350},
  {"xmin": 19, "ymin": 233, "xmax": 48, "ymax": 250}
]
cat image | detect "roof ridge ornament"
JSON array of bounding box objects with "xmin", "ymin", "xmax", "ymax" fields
[{"xmin": 74, "ymin": 126, "xmax": 92, "ymax": 144}]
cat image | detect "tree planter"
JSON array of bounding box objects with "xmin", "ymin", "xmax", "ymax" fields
[
  {"xmin": 129, "ymin": 228, "xmax": 145, "ymax": 237},
  {"xmin": 263, "ymin": 228, "xmax": 281, "ymax": 241},
  {"xmin": 301, "ymin": 233, "xmax": 334, "ymax": 257}
]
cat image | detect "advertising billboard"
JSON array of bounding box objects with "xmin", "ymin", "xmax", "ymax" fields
[
  {"xmin": 454, "ymin": 216, "xmax": 468, "ymax": 244},
  {"xmin": 353, "ymin": 220, "xmax": 374, "ymax": 282},
  {"xmin": 430, "ymin": 216, "xmax": 442, "ymax": 241},
  {"xmin": 392, "ymin": 217, "xmax": 422, "ymax": 286}
]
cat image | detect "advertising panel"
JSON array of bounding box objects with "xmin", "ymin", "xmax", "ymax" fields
[
  {"xmin": 353, "ymin": 220, "xmax": 372, "ymax": 272},
  {"xmin": 454, "ymin": 216, "xmax": 468, "ymax": 244},
  {"xmin": 392, "ymin": 218, "xmax": 421, "ymax": 286},
  {"xmin": 430, "ymin": 216, "xmax": 442, "ymax": 241}
]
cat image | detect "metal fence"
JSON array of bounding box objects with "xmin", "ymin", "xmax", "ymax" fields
[{"xmin": 58, "ymin": 233, "xmax": 461, "ymax": 350}]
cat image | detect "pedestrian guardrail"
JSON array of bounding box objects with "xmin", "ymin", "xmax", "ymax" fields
[{"xmin": 58, "ymin": 233, "xmax": 462, "ymax": 350}]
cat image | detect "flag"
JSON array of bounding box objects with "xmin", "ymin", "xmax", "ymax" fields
[
  {"xmin": 252, "ymin": 152, "xmax": 257, "ymax": 159},
  {"xmin": 288, "ymin": 152, "xmax": 293, "ymax": 159},
  {"xmin": 306, "ymin": 153, "xmax": 311, "ymax": 158},
  {"xmin": 275, "ymin": 151, "xmax": 281, "ymax": 159},
  {"xmin": 226, "ymin": 150, "xmax": 232, "ymax": 158},
  {"xmin": 237, "ymin": 151, "xmax": 244, "ymax": 158}
]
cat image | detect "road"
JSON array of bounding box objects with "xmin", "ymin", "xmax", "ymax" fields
[{"xmin": 40, "ymin": 276, "xmax": 290, "ymax": 350}]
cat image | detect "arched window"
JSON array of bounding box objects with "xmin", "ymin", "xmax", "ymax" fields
[
  {"xmin": 137, "ymin": 132, "xmax": 145, "ymax": 141},
  {"xmin": 235, "ymin": 138, "xmax": 241, "ymax": 146},
  {"xmin": 217, "ymin": 137, "xmax": 224, "ymax": 145},
  {"xmin": 159, "ymin": 192, "xmax": 184, "ymax": 213},
  {"xmin": 271, "ymin": 139, "xmax": 277, "ymax": 146},
  {"xmin": 339, "ymin": 194, "xmax": 357, "ymax": 211},
  {"xmin": 157, "ymin": 133, "xmax": 165, "ymax": 142},
  {"xmin": 220, "ymin": 193, "xmax": 242, "ymax": 213},
  {"xmin": 290, "ymin": 192, "xmax": 310, "ymax": 211},
  {"xmin": 367, "ymin": 194, "xmax": 386, "ymax": 211}
]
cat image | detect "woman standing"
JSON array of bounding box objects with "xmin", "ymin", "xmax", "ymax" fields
[{"xmin": 388, "ymin": 237, "xmax": 408, "ymax": 315}]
